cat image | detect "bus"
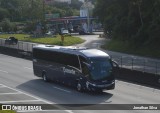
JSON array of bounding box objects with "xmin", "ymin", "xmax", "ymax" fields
[{"xmin": 32, "ymin": 45, "xmax": 118, "ymax": 92}]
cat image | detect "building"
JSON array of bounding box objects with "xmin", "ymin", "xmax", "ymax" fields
[
  {"xmin": 55, "ymin": 0, "xmax": 71, "ymax": 4},
  {"xmin": 79, "ymin": 0, "xmax": 85, "ymax": 2},
  {"xmin": 44, "ymin": 0, "xmax": 71, "ymax": 5}
]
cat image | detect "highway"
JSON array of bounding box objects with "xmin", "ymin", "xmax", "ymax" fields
[{"xmin": 0, "ymin": 53, "xmax": 160, "ymax": 113}]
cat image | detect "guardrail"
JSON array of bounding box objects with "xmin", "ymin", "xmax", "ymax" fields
[
  {"xmin": 0, "ymin": 38, "xmax": 38, "ymax": 52},
  {"xmin": 111, "ymin": 55, "xmax": 160, "ymax": 75},
  {"xmin": 0, "ymin": 38, "xmax": 160, "ymax": 75}
]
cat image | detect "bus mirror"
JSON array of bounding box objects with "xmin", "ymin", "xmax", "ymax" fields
[
  {"xmin": 82, "ymin": 62, "xmax": 91, "ymax": 70},
  {"xmin": 112, "ymin": 60, "xmax": 119, "ymax": 68}
]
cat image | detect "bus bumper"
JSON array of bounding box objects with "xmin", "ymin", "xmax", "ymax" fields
[{"xmin": 86, "ymin": 81, "xmax": 115, "ymax": 91}]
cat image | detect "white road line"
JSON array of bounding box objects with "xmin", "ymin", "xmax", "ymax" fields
[
  {"xmin": 17, "ymin": 110, "xmax": 73, "ymax": 113},
  {"xmin": 0, "ymin": 92, "xmax": 22, "ymax": 95},
  {"xmin": 0, "ymin": 69, "xmax": 8, "ymax": 73},
  {"xmin": 53, "ymin": 86, "xmax": 71, "ymax": 93},
  {"xmin": 4, "ymin": 85, "xmax": 52, "ymax": 104},
  {"xmin": 0, "ymin": 86, "xmax": 6, "ymax": 88},
  {"xmin": 0, "ymin": 84, "xmax": 73, "ymax": 113},
  {"xmin": 0, "ymin": 100, "xmax": 41, "ymax": 103},
  {"xmin": 24, "ymin": 67, "xmax": 33, "ymax": 70}
]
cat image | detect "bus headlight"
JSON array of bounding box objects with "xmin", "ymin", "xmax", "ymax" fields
[{"xmin": 86, "ymin": 81, "xmax": 96, "ymax": 87}]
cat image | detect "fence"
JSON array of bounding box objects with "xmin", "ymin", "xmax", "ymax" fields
[
  {"xmin": 0, "ymin": 38, "xmax": 160, "ymax": 75},
  {"xmin": 111, "ymin": 55, "xmax": 160, "ymax": 75},
  {"xmin": 0, "ymin": 38, "xmax": 38, "ymax": 52}
]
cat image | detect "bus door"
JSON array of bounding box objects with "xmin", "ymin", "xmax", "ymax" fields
[
  {"xmin": 62, "ymin": 54, "xmax": 81, "ymax": 86},
  {"xmin": 63, "ymin": 65, "xmax": 81, "ymax": 86}
]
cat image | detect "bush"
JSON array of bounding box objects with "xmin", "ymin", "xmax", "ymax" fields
[{"xmin": 0, "ymin": 18, "xmax": 17, "ymax": 32}]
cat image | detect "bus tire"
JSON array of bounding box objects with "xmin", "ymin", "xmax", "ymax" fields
[
  {"xmin": 77, "ymin": 81, "xmax": 83, "ymax": 92},
  {"xmin": 42, "ymin": 72, "xmax": 48, "ymax": 82}
]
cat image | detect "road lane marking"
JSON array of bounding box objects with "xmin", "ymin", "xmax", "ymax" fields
[
  {"xmin": 0, "ymin": 100, "xmax": 41, "ymax": 103},
  {"xmin": 0, "ymin": 92, "xmax": 23, "ymax": 95},
  {"xmin": 17, "ymin": 110, "xmax": 73, "ymax": 113},
  {"xmin": 4, "ymin": 85, "xmax": 52, "ymax": 104},
  {"xmin": 53, "ymin": 86, "xmax": 71, "ymax": 93},
  {"xmin": 24, "ymin": 67, "xmax": 33, "ymax": 70},
  {"xmin": 0, "ymin": 84, "xmax": 73, "ymax": 113},
  {"xmin": 0, "ymin": 69, "xmax": 8, "ymax": 73},
  {"xmin": 0, "ymin": 86, "xmax": 6, "ymax": 88}
]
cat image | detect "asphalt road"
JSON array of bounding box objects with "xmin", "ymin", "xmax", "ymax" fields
[{"xmin": 0, "ymin": 53, "xmax": 160, "ymax": 113}]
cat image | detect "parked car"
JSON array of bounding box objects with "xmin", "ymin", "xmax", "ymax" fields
[
  {"xmin": 62, "ymin": 29, "xmax": 69, "ymax": 34},
  {"xmin": 60, "ymin": 28, "xmax": 70, "ymax": 35},
  {"xmin": 5, "ymin": 37, "xmax": 18, "ymax": 45}
]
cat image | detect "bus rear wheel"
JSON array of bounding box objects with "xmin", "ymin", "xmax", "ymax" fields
[{"xmin": 42, "ymin": 73, "xmax": 48, "ymax": 82}]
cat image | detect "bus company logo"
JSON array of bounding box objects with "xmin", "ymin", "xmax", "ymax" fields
[
  {"xmin": 63, "ymin": 68, "xmax": 76, "ymax": 75},
  {"xmin": 2, "ymin": 105, "xmax": 12, "ymax": 110}
]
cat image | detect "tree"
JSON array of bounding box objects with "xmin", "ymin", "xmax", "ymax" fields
[
  {"xmin": 94, "ymin": 0, "xmax": 160, "ymax": 48},
  {"xmin": 0, "ymin": 18, "xmax": 13, "ymax": 32},
  {"xmin": 0, "ymin": 8, "xmax": 10, "ymax": 21}
]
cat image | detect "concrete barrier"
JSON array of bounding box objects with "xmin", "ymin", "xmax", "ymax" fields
[
  {"xmin": 114, "ymin": 67, "xmax": 160, "ymax": 88},
  {"xmin": 0, "ymin": 46, "xmax": 32, "ymax": 59}
]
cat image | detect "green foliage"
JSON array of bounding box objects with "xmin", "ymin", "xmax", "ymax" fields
[
  {"xmin": 0, "ymin": 18, "xmax": 17, "ymax": 32},
  {"xmin": 45, "ymin": 0, "xmax": 82, "ymax": 17},
  {"xmin": 94, "ymin": 0, "xmax": 160, "ymax": 52},
  {"xmin": 0, "ymin": 34, "xmax": 85, "ymax": 46},
  {"xmin": 0, "ymin": 8, "xmax": 10, "ymax": 21},
  {"xmin": 71, "ymin": 0, "xmax": 83, "ymax": 9},
  {"xmin": 102, "ymin": 39, "xmax": 160, "ymax": 58},
  {"xmin": 0, "ymin": 0, "xmax": 86, "ymax": 33},
  {"xmin": 23, "ymin": 21, "xmax": 37, "ymax": 33}
]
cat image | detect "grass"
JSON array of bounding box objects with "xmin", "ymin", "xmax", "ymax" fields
[
  {"xmin": 102, "ymin": 39, "xmax": 160, "ymax": 59},
  {"xmin": 0, "ymin": 34, "xmax": 85, "ymax": 46},
  {"xmin": 0, "ymin": 111, "xmax": 16, "ymax": 113}
]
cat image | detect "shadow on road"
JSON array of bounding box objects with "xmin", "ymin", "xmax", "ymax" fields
[{"xmin": 16, "ymin": 79, "xmax": 113, "ymax": 104}]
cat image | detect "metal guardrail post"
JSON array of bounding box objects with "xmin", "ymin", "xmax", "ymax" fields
[
  {"xmin": 132, "ymin": 58, "xmax": 133, "ymax": 70},
  {"xmin": 27, "ymin": 43, "xmax": 28, "ymax": 52},
  {"xmin": 22, "ymin": 42, "xmax": 23, "ymax": 51},
  {"xmin": 144, "ymin": 60, "xmax": 145, "ymax": 73},
  {"xmin": 31, "ymin": 44, "xmax": 33, "ymax": 52},
  {"xmin": 156, "ymin": 62, "xmax": 157, "ymax": 75},
  {"xmin": 121, "ymin": 56, "xmax": 122, "ymax": 68},
  {"xmin": 17, "ymin": 42, "xmax": 19, "ymax": 50}
]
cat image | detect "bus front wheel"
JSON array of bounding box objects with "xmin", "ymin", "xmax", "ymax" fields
[{"xmin": 77, "ymin": 82, "xmax": 83, "ymax": 92}]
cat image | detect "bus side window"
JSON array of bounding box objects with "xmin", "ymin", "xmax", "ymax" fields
[
  {"xmin": 79, "ymin": 56, "xmax": 89, "ymax": 76},
  {"xmin": 61, "ymin": 53, "xmax": 80, "ymax": 70}
]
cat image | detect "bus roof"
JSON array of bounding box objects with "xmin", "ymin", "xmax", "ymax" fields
[
  {"xmin": 33, "ymin": 45, "xmax": 110, "ymax": 58},
  {"xmin": 80, "ymin": 49, "xmax": 109, "ymax": 58}
]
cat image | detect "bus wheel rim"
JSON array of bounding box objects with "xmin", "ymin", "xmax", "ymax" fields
[
  {"xmin": 43, "ymin": 75, "xmax": 46, "ymax": 81},
  {"xmin": 77, "ymin": 83, "xmax": 81, "ymax": 91}
]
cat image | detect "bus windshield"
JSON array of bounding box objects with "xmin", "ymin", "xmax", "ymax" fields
[{"xmin": 89, "ymin": 58, "xmax": 113, "ymax": 80}]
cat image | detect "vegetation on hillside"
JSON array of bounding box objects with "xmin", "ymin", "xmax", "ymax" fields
[
  {"xmin": 0, "ymin": 0, "xmax": 85, "ymax": 33},
  {"xmin": 0, "ymin": 0, "xmax": 83, "ymax": 22},
  {"xmin": 94, "ymin": 0, "xmax": 160, "ymax": 58}
]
